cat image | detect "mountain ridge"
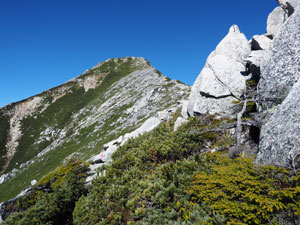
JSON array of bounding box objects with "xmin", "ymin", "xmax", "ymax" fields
[{"xmin": 0, "ymin": 56, "xmax": 190, "ymax": 201}]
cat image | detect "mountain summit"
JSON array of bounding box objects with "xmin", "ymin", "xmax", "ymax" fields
[{"xmin": 0, "ymin": 57, "xmax": 190, "ymax": 200}]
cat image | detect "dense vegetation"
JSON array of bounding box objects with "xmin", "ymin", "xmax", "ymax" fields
[
  {"xmin": 4, "ymin": 115, "xmax": 300, "ymax": 224},
  {"xmin": 3, "ymin": 159, "xmax": 89, "ymax": 225}
]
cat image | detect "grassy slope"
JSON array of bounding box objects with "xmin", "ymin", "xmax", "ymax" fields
[
  {"xmin": 6, "ymin": 59, "xmax": 137, "ymax": 173},
  {"xmin": 0, "ymin": 59, "xmax": 140, "ymax": 201}
]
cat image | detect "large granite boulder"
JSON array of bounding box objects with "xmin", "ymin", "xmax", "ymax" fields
[
  {"xmin": 267, "ymin": 6, "xmax": 287, "ymax": 36},
  {"xmin": 184, "ymin": 25, "xmax": 250, "ymax": 116},
  {"xmin": 258, "ymin": 9, "xmax": 300, "ymax": 110},
  {"xmin": 256, "ymin": 78, "xmax": 300, "ymax": 168}
]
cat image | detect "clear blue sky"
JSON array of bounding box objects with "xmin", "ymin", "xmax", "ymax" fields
[{"xmin": 0, "ymin": 0, "xmax": 278, "ymax": 107}]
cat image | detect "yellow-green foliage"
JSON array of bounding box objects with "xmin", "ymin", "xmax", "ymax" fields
[
  {"xmin": 36, "ymin": 159, "xmax": 89, "ymax": 189},
  {"xmin": 187, "ymin": 153, "xmax": 300, "ymax": 224},
  {"xmin": 246, "ymin": 79, "xmax": 258, "ymax": 87}
]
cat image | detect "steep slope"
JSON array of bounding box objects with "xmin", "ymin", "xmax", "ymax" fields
[{"xmin": 0, "ymin": 57, "xmax": 190, "ymax": 201}]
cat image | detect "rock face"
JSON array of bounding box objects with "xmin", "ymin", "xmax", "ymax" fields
[
  {"xmin": 256, "ymin": 6, "xmax": 300, "ymax": 168},
  {"xmin": 257, "ymin": 79, "xmax": 300, "ymax": 168},
  {"xmin": 185, "ymin": 25, "xmax": 250, "ymax": 116},
  {"xmin": 258, "ymin": 8, "xmax": 300, "ymax": 110}
]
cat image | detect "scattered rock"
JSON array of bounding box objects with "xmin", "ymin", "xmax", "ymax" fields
[{"xmin": 86, "ymin": 106, "xmax": 182, "ymax": 183}]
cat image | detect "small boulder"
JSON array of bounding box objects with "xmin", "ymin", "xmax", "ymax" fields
[
  {"xmin": 250, "ymin": 35, "xmax": 272, "ymax": 50},
  {"xmin": 31, "ymin": 180, "xmax": 37, "ymax": 186},
  {"xmin": 174, "ymin": 117, "xmax": 187, "ymax": 131}
]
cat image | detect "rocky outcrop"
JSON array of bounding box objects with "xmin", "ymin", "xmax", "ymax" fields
[
  {"xmin": 267, "ymin": 0, "xmax": 299, "ymax": 36},
  {"xmin": 257, "ymin": 79, "xmax": 300, "ymax": 169},
  {"xmin": 182, "ymin": 1, "xmax": 300, "ymax": 169},
  {"xmin": 267, "ymin": 6, "xmax": 287, "ymax": 35},
  {"xmin": 256, "ymin": 5, "xmax": 300, "ymax": 168},
  {"xmin": 277, "ymin": 0, "xmax": 299, "ymax": 16},
  {"xmin": 184, "ymin": 25, "xmax": 250, "ymax": 116},
  {"xmin": 258, "ymin": 8, "xmax": 300, "ymax": 110}
]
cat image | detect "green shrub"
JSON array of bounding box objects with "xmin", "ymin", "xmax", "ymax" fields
[
  {"xmin": 187, "ymin": 153, "xmax": 300, "ymax": 224},
  {"xmin": 73, "ymin": 115, "xmax": 236, "ymax": 224},
  {"xmin": 4, "ymin": 159, "xmax": 89, "ymax": 225}
]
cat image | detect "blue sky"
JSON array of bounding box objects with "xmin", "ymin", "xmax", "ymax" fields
[{"xmin": 0, "ymin": 0, "xmax": 278, "ymax": 107}]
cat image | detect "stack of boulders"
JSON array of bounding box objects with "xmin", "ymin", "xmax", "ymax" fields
[{"xmin": 180, "ymin": 0, "xmax": 300, "ymax": 170}]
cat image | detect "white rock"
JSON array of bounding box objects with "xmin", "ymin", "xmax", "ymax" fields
[
  {"xmin": 250, "ymin": 35, "xmax": 272, "ymax": 50},
  {"xmin": 174, "ymin": 117, "xmax": 187, "ymax": 131},
  {"xmin": 243, "ymin": 50, "xmax": 266, "ymax": 79},
  {"xmin": 31, "ymin": 179, "xmax": 37, "ymax": 186},
  {"xmin": 124, "ymin": 117, "xmax": 161, "ymax": 140},
  {"xmin": 278, "ymin": 0, "xmax": 300, "ymax": 15},
  {"xmin": 257, "ymin": 79, "xmax": 300, "ymax": 168},
  {"xmin": 181, "ymin": 100, "xmax": 189, "ymax": 119},
  {"xmin": 185, "ymin": 25, "xmax": 250, "ymax": 116},
  {"xmin": 267, "ymin": 6, "xmax": 287, "ymax": 35},
  {"xmin": 157, "ymin": 111, "xmax": 169, "ymax": 122}
]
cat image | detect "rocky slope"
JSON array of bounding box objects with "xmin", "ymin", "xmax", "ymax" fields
[
  {"xmin": 0, "ymin": 57, "xmax": 190, "ymax": 201},
  {"xmin": 182, "ymin": 0, "xmax": 300, "ymax": 169}
]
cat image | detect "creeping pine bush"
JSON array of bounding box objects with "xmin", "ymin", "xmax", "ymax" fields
[
  {"xmin": 3, "ymin": 159, "xmax": 89, "ymax": 225},
  {"xmin": 4, "ymin": 115, "xmax": 300, "ymax": 224},
  {"xmin": 187, "ymin": 153, "xmax": 300, "ymax": 225},
  {"xmin": 72, "ymin": 115, "xmax": 236, "ymax": 224}
]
